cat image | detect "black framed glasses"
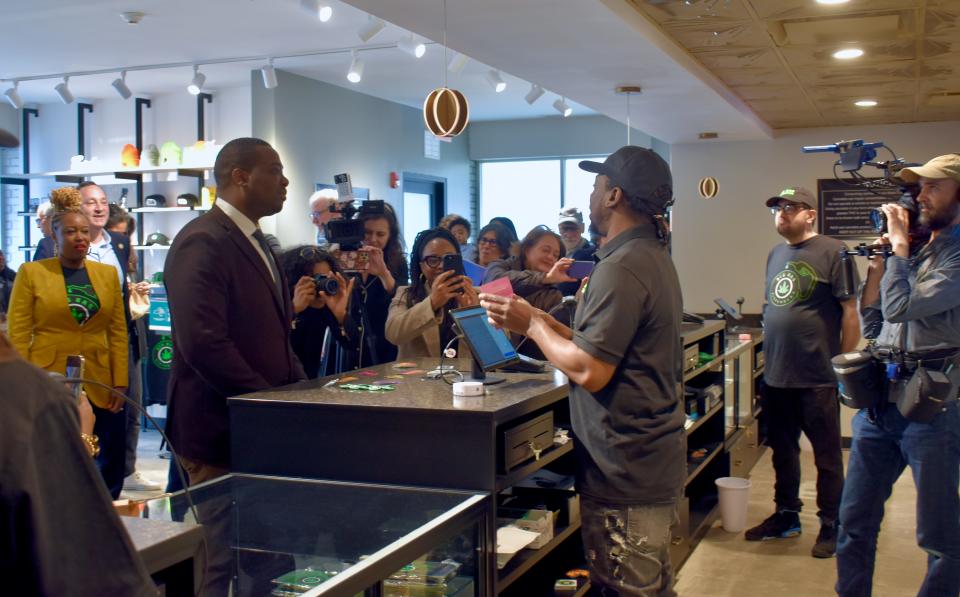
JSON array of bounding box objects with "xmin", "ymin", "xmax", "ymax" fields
[
  {"xmin": 421, "ymin": 254, "xmax": 454, "ymax": 268},
  {"xmin": 770, "ymin": 203, "xmax": 810, "ymax": 215},
  {"xmin": 477, "ymin": 237, "xmax": 499, "ymax": 246}
]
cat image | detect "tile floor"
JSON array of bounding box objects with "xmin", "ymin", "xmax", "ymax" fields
[
  {"xmin": 674, "ymin": 449, "xmax": 927, "ymax": 597},
  {"xmin": 127, "ymin": 430, "xmax": 930, "ymax": 596}
]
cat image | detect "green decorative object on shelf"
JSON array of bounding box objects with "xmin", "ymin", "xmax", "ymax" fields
[
  {"xmin": 159, "ymin": 141, "xmax": 182, "ymax": 165},
  {"xmin": 143, "ymin": 144, "xmax": 160, "ymax": 167}
]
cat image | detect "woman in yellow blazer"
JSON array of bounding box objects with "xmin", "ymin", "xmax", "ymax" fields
[
  {"xmin": 7, "ymin": 187, "xmax": 128, "ymax": 497},
  {"xmin": 386, "ymin": 228, "xmax": 478, "ymax": 360}
]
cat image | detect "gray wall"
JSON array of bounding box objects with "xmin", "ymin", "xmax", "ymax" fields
[
  {"xmin": 670, "ymin": 120, "xmax": 960, "ymax": 313},
  {"xmin": 468, "ymin": 114, "xmax": 662, "ymax": 161},
  {"xmin": 254, "ymin": 70, "xmax": 474, "ymax": 248}
]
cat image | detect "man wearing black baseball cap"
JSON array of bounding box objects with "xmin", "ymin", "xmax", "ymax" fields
[
  {"xmin": 482, "ymin": 146, "xmax": 684, "ymax": 595},
  {"xmin": 748, "ymin": 186, "xmax": 860, "ymax": 558}
]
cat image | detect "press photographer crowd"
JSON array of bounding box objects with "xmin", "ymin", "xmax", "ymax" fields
[{"xmin": 1, "ymin": 137, "xmax": 959, "ymax": 597}]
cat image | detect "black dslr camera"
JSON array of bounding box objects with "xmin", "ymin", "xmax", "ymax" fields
[{"xmin": 313, "ymin": 274, "xmax": 339, "ymax": 296}]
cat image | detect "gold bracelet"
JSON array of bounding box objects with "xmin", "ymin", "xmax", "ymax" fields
[{"xmin": 81, "ymin": 433, "xmax": 100, "ymax": 458}]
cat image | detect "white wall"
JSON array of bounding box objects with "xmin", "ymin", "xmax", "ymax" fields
[
  {"xmin": 468, "ymin": 115, "xmax": 658, "ymax": 161},
  {"xmin": 253, "ymin": 70, "xmax": 474, "ymax": 248},
  {"xmin": 670, "ymin": 120, "xmax": 960, "ymax": 314}
]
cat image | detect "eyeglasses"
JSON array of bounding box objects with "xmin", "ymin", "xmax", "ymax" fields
[
  {"xmin": 299, "ymin": 246, "xmax": 329, "ymax": 260},
  {"xmin": 421, "ymin": 254, "xmax": 455, "ymax": 268},
  {"xmin": 310, "ymin": 211, "xmax": 326, "ymax": 219},
  {"xmin": 770, "ymin": 203, "xmax": 810, "ymax": 215},
  {"xmin": 478, "ymin": 237, "xmax": 499, "ymax": 246}
]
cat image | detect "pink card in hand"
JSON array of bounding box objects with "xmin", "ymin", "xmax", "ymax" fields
[{"xmin": 478, "ymin": 277, "xmax": 514, "ymax": 298}]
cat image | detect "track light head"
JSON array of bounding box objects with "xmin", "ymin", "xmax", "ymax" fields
[
  {"xmin": 447, "ymin": 52, "xmax": 469, "ymax": 73},
  {"xmin": 54, "ymin": 77, "xmax": 74, "ymax": 104},
  {"xmin": 261, "ymin": 61, "xmax": 278, "ymax": 89},
  {"xmin": 553, "ymin": 97, "xmax": 572, "ymax": 117},
  {"xmin": 524, "ymin": 84, "xmax": 544, "ymax": 105},
  {"xmin": 398, "ymin": 34, "xmax": 426, "ymax": 59},
  {"xmin": 347, "ymin": 50, "xmax": 364, "ymax": 83},
  {"xmin": 4, "ymin": 82, "xmax": 23, "ymax": 110},
  {"xmin": 187, "ymin": 66, "xmax": 205, "ymax": 95},
  {"xmin": 299, "ymin": 0, "xmax": 332, "ymax": 21},
  {"xmin": 485, "ymin": 70, "xmax": 506, "ymax": 93},
  {"xmin": 111, "ymin": 71, "xmax": 132, "ymax": 100},
  {"xmin": 358, "ymin": 16, "xmax": 386, "ymax": 43}
]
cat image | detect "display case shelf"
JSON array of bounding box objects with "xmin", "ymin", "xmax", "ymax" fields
[
  {"xmin": 495, "ymin": 441, "xmax": 573, "ymax": 492},
  {"xmin": 684, "ymin": 401, "xmax": 722, "ymax": 435},
  {"xmin": 685, "ymin": 444, "xmax": 722, "ymax": 486},
  {"xmin": 683, "ymin": 358, "xmax": 722, "ymax": 383},
  {"xmin": 498, "ymin": 521, "xmax": 582, "ymax": 592}
]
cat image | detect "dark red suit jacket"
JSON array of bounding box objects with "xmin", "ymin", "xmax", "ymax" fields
[{"xmin": 164, "ymin": 205, "xmax": 305, "ymax": 467}]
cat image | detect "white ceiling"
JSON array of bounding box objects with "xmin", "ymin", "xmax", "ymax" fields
[
  {"xmin": 0, "ymin": 0, "xmax": 823, "ymax": 142},
  {"xmin": 0, "ymin": 0, "xmax": 591, "ymax": 122}
]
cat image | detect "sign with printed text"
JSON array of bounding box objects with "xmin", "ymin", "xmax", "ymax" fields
[{"xmin": 817, "ymin": 178, "xmax": 903, "ymax": 239}]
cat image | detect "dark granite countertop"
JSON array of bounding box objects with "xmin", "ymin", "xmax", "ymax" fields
[
  {"xmin": 122, "ymin": 516, "xmax": 203, "ymax": 575},
  {"xmin": 229, "ymin": 358, "xmax": 569, "ymax": 421}
]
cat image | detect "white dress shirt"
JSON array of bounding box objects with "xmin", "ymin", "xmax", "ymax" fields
[
  {"xmin": 215, "ymin": 200, "xmax": 276, "ymax": 282},
  {"xmin": 87, "ymin": 229, "xmax": 125, "ymax": 288}
]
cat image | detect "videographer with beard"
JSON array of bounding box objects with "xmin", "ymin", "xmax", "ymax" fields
[{"xmin": 836, "ymin": 154, "xmax": 960, "ymax": 597}]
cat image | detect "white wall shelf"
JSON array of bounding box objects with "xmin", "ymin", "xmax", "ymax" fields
[{"xmin": 131, "ymin": 207, "xmax": 210, "ymax": 213}]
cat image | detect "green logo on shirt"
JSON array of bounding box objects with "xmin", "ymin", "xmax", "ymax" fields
[
  {"xmin": 66, "ymin": 283, "xmax": 100, "ymax": 325},
  {"xmin": 769, "ymin": 261, "xmax": 817, "ymax": 307},
  {"xmin": 151, "ymin": 336, "xmax": 174, "ymax": 370}
]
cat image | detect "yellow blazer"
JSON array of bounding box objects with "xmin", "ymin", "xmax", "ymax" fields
[{"xmin": 7, "ymin": 258, "xmax": 128, "ymax": 408}]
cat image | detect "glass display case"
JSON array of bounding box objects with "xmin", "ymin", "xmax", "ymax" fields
[
  {"xmin": 724, "ymin": 336, "xmax": 759, "ymax": 434},
  {"xmin": 141, "ymin": 474, "xmax": 490, "ymax": 597}
]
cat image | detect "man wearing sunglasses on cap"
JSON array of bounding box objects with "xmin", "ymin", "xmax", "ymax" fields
[{"xmin": 748, "ymin": 187, "xmax": 860, "ymax": 559}]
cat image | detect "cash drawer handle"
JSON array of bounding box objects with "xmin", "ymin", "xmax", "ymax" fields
[{"xmin": 528, "ymin": 441, "xmax": 545, "ymax": 461}]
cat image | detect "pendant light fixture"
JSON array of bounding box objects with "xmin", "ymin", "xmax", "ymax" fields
[
  {"xmin": 616, "ymin": 85, "xmax": 642, "ymax": 144},
  {"xmin": 423, "ymin": 0, "xmax": 469, "ymax": 138}
]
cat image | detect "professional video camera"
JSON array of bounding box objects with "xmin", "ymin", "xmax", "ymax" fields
[
  {"xmin": 803, "ymin": 139, "xmax": 929, "ymax": 253},
  {"xmin": 326, "ymin": 173, "xmax": 385, "ymax": 251}
]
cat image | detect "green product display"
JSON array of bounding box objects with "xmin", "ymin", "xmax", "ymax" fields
[
  {"xmin": 340, "ymin": 383, "xmax": 397, "ymax": 392},
  {"xmin": 159, "ymin": 141, "xmax": 182, "ymax": 165}
]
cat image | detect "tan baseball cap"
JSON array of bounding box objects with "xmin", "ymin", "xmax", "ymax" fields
[{"xmin": 899, "ymin": 153, "xmax": 960, "ymax": 184}]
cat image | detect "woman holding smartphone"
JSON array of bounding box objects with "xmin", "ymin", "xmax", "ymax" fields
[
  {"xmin": 7, "ymin": 187, "xmax": 128, "ymax": 497},
  {"xmin": 482, "ymin": 225, "xmax": 576, "ymax": 358},
  {"xmin": 386, "ymin": 228, "xmax": 479, "ymax": 359}
]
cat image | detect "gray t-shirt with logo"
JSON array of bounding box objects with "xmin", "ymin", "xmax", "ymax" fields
[{"xmin": 763, "ymin": 234, "xmax": 857, "ymax": 388}]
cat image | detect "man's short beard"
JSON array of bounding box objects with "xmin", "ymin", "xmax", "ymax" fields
[{"xmin": 920, "ymin": 200, "xmax": 960, "ymax": 231}]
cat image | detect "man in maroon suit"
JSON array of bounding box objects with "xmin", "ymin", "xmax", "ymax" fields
[{"xmin": 164, "ymin": 138, "xmax": 305, "ymax": 485}]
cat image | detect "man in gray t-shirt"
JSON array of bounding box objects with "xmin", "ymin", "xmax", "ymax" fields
[
  {"xmin": 481, "ymin": 146, "xmax": 684, "ymax": 596},
  {"xmin": 748, "ymin": 187, "xmax": 860, "ymax": 558}
]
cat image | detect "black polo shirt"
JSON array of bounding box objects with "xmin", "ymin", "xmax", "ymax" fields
[{"xmin": 570, "ymin": 224, "xmax": 686, "ymax": 504}]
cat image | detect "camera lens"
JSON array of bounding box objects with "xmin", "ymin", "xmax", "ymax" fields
[
  {"xmin": 869, "ymin": 208, "xmax": 887, "ymax": 234},
  {"xmin": 313, "ymin": 275, "xmax": 339, "ymax": 295}
]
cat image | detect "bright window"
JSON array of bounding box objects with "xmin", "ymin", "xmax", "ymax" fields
[
  {"xmin": 480, "ymin": 160, "xmax": 560, "ymax": 240},
  {"xmin": 479, "ymin": 156, "xmax": 605, "ymax": 240}
]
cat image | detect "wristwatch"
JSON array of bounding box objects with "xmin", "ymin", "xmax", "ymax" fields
[{"xmin": 81, "ymin": 433, "xmax": 100, "ymax": 458}]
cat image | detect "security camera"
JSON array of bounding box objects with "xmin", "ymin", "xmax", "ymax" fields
[{"xmin": 119, "ymin": 11, "xmax": 146, "ymax": 25}]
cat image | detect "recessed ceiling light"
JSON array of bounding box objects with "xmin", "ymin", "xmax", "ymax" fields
[
  {"xmin": 855, "ymin": 99, "xmax": 878, "ymax": 107},
  {"xmin": 833, "ymin": 48, "xmax": 864, "ymax": 60},
  {"xmin": 816, "ymin": 0, "xmax": 850, "ymax": 4}
]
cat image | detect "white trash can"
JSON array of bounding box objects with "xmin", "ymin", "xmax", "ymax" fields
[{"xmin": 715, "ymin": 477, "xmax": 751, "ymax": 532}]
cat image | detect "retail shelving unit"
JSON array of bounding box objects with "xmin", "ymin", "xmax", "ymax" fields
[{"xmin": 671, "ymin": 320, "xmax": 766, "ymax": 568}]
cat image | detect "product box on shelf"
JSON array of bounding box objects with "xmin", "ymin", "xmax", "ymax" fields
[{"xmin": 496, "ymin": 508, "xmax": 554, "ymax": 549}]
